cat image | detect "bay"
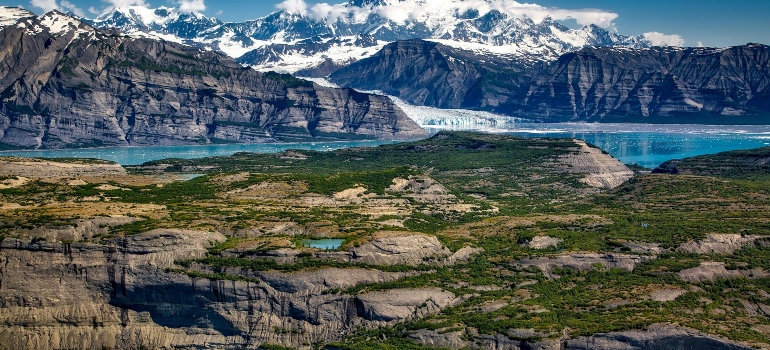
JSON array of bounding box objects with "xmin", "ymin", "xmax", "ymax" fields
[{"xmin": 1, "ymin": 123, "xmax": 769, "ymax": 168}]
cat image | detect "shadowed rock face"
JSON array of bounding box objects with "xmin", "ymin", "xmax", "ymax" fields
[
  {"xmin": 331, "ymin": 40, "xmax": 770, "ymax": 124},
  {"xmin": 0, "ymin": 231, "xmax": 460, "ymax": 349},
  {"xmin": 0, "ymin": 11, "xmax": 425, "ymax": 149},
  {"xmin": 329, "ymin": 39, "xmax": 532, "ymax": 110},
  {"xmin": 510, "ymin": 44, "xmax": 770, "ymax": 123}
]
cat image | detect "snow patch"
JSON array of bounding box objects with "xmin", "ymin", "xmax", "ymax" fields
[
  {"xmin": 685, "ymin": 98, "xmax": 703, "ymax": 110},
  {"xmin": 0, "ymin": 6, "xmax": 35, "ymax": 27}
]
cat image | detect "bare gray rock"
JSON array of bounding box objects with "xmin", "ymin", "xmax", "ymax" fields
[
  {"xmin": 408, "ymin": 329, "xmax": 469, "ymax": 349},
  {"xmin": 678, "ymin": 262, "xmax": 769, "ymax": 283},
  {"xmin": 350, "ymin": 234, "xmax": 451, "ymax": 265},
  {"xmin": 25, "ymin": 216, "xmax": 140, "ymax": 242},
  {"xmin": 517, "ymin": 253, "xmax": 649, "ymax": 278},
  {"xmin": 677, "ymin": 234, "xmax": 761, "ymax": 255},
  {"xmin": 561, "ymin": 140, "xmax": 634, "ymax": 189},
  {"xmin": 0, "ymin": 11, "xmax": 425, "ymax": 149},
  {"xmin": 355, "ymin": 288, "xmax": 456, "ymax": 322},
  {"xmin": 524, "ymin": 236, "xmax": 563, "ymax": 250}
]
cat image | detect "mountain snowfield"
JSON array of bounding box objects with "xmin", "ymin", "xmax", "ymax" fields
[{"xmin": 80, "ymin": 0, "xmax": 678, "ymax": 74}]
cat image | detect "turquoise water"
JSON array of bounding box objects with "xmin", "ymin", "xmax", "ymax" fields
[
  {"xmin": 2, "ymin": 124, "xmax": 770, "ymax": 168},
  {"xmin": 177, "ymin": 174, "xmax": 205, "ymax": 181},
  {"xmin": 301, "ymin": 239, "xmax": 344, "ymax": 250},
  {"xmin": 0, "ymin": 139, "xmax": 403, "ymax": 166},
  {"xmin": 428, "ymin": 123, "xmax": 770, "ymax": 168}
]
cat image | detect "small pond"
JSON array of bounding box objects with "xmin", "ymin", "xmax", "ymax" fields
[
  {"xmin": 176, "ymin": 174, "xmax": 204, "ymax": 181},
  {"xmin": 301, "ymin": 239, "xmax": 344, "ymax": 250}
]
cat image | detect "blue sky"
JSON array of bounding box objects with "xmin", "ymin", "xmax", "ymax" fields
[{"xmin": 3, "ymin": 0, "xmax": 768, "ymax": 47}]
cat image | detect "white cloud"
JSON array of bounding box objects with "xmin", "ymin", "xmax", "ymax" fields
[
  {"xmin": 30, "ymin": 0, "xmax": 58, "ymax": 13},
  {"xmin": 643, "ymin": 31, "xmax": 685, "ymax": 47},
  {"xmin": 214, "ymin": 10, "xmax": 223, "ymax": 16},
  {"xmin": 276, "ymin": 0, "xmax": 308, "ymax": 16},
  {"xmin": 88, "ymin": 6, "xmax": 100, "ymax": 14},
  {"xmin": 60, "ymin": 0, "xmax": 85, "ymax": 17},
  {"xmin": 697, "ymin": 41, "xmax": 704, "ymax": 47},
  {"xmin": 285, "ymin": 0, "xmax": 620, "ymax": 29},
  {"xmin": 30, "ymin": 0, "xmax": 85, "ymax": 17},
  {"xmin": 177, "ymin": 0, "xmax": 205, "ymax": 13}
]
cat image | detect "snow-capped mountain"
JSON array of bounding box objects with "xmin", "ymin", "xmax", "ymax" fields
[{"xmin": 87, "ymin": 0, "xmax": 657, "ymax": 74}]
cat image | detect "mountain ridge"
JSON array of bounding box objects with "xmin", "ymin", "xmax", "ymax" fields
[
  {"xmin": 0, "ymin": 8, "xmax": 425, "ymax": 149},
  {"xmin": 329, "ymin": 39, "xmax": 770, "ymax": 124},
  {"xmin": 81, "ymin": 0, "xmax": 661, "ymax": 74}
]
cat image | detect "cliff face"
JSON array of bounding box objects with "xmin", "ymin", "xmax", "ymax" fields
[
  {"xmin": 512, "ymin": 44, "xmax": 770, "ymax": 123},
  {"xmin": 0, "ymin": 10, "xmax": 425, "ymax": 149},
  {"xmin": 329, "ymin": 39, "xmax": 531, "ymax": 110},
  {"xmin": 331, "ymin": 40, "xmax": 770, "ymax": 124},
  {"xmin": 0, "ymin": 230, "xmax": 458, "ymax": 349}
]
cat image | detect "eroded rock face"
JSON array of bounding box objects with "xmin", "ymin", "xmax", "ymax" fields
[
  {"xmin": 678, "ymin": 262, "xmax": 769, "ymax": 283},
  {"xmin": 0, "ymin": 11, "xmax": 425, "ymax": 149},
  {"xmin": 677, "ymin": 234, "xmax": 761, "ymax": 255},
  {"xmin": 332, "ymin": 39, "xmax": 770, "ymax": 124},
  {"xmin": 0, "ymin": 228, "xmax": 466, "ymax": 349},
  {"xmin": 560, "ymin": 140, "xmax": 634, "ymax": 189},
  {"xmin": 524, "ymin": 236, "xmax": 563, "ymax": 250},
  {"xmin": 517, "ymin": 253, "xmax": 650, "ymax": 278},
  {"xmin": 355, "ymin": 288, "xmax": 456, "ymax": 322},
  {"xmin": 350, "ymin": 234, "xmax": 452, "ymax": 265}
]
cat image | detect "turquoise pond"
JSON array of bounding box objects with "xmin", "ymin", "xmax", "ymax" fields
[
  {"xmin": 301, "ymin": 239, "xmax": 344, "ymax": 250},
  {"xmin": 1, "ymin": 123, "xmax": 769, "ymax": 168}
]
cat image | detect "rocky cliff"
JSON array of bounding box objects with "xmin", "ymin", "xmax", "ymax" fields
[
  {"xmin": 329, "ymin": 39, "xmax": 531, "ymax": 110},
  {"xmin": 0, "ymin": 230, "xmax": 461, "ymax": 349},
  {"xmin": 0, "ymin": 9, "xmax": 425, "ymax": 149},
  {"xmin": 512, "ymin": 44, "xmax": 770, "ymax": 123},
  {"xmin": 331, "ymin": 40, "xmax": 770, "ymax": 124}
]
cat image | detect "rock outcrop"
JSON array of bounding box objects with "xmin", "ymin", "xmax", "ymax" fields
[
  {"xmin": 355, "ymin": 288, "xmax": 456, "ymax": 322},
  {"xmin": 677, "ymin": 234, "xmax": 761, "ymax": 255},
  {"xmin": 517, "ymin": 253, "xmax": 650, "ymax": 278},
  {"xmin": 0, "ymin": 9, "xmax": 425, "ymax": 149},
  {"xmin": 559, "ymin": 140, "xmax": 635, "ymax": 188},
  {"xmin": 0, "ymin": 229, "xmax": 465, "ymax": 349},
  {"xmin": 349, "ymin": 234, "xmax": 452, "ymax": 265},
  {"xmin": 678, "ymin": 262, "xmax": 769, "ymax": 283},
  {"xmin": 524, "ymin": 236, "xmax": 563, "ymax": 250}
]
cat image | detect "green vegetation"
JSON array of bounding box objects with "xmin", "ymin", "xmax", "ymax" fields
[{"xmin": 2, "ymin": 132, "xmax": 770, "ymax": 348}]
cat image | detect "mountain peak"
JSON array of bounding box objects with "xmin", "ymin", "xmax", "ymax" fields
[
  {"xmin": 82, "ymin": 1, "xmax": 656, "ymax": 73},
  {"xmin": 0, "ymin": 6, "xmax": 36, "ymax": 27},
  {"xmin": 40, "ymin": 10, "xmax": 90, "ymax": 35}
]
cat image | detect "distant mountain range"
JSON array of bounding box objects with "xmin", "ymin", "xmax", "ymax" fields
[
  {"xmin": 0, "ymin": 7, "xmax": 424, "ymax": 149},
  {"xmin": 329, "ymin": 40, "xmax": 770, "ymax": 124},
  {"xmin": 2, "ymin": 0, "xmax": 768, "ymax": 144},
  {"xmin": 85, "ymin": 0, "xmax": 657, "ymax": 74}
]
